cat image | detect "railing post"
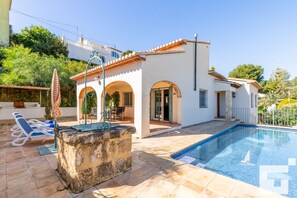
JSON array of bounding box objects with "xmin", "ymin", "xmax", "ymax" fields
[{"xmin": 272, "ymin": 109, "xmax": 275, "ymax": 126}]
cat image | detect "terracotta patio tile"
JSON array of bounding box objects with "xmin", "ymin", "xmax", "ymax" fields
[
  {"xmin": 182, "ymin": 180, "xmax": 204, "ymax": 193},
  {"xmin": 96, "ymin": 179, "xmax": 125, "ymax": 197},
  {"xmin": 49, "ymin": 162, "xmax": 57, "ymax": 169},
  {"xmin": 7, "ymin": 174, "xmax": 34, "ymax": 189},
  {"xmin": 35, "ymin": 175, "xmax": 60, "ymax": 188},
  {"xmin": 169, "ymin": 184, "xmax": 203, "ymax": 198},
  {"xmin": 29, "ymin": 163, "xmax": 50, "ymax": 174},
  {"xmin": 0, "ymin": 174, "xmax": 5, "ymax": 184},
  {"xmin": 230, "ymin": 181, "xmax": 284, "ymax": 198},
  {"xmin": 131, "ymin": 162, "xmax": 141, "ymax": 171},
  {"xmin": 32, "ymin": 169, "xmax": 56, "ymax": 179},
  {"xmin": 24, "ymin": 152, "xmax": 40, "ymax": 158},
  {"xmin": 19, "ymin": 189, "xmax": 40, "ymax": 198},
  {"xmin": 26, "ymin": 156, "xmax": 44, "ymax": 162},
  {"xmin": 6, "ymin": 164, "xmax": 27, "ymax": 175},
  {"xmin": 0, "ymin": 191, "xmax": 7, "ymax": 198},
  {"xmin": 7, "ymin": 181, "xmax": 37, "ymax": 198},
  {"xmin": 74, "ymin": 187, "xmax": 104, "ymax": 198},
  {"xmin": 5, "ymin": 160, "xmax": 26, "ymax": 169},
  {"xmin": 131, "ymin": 158, "xmax": 146, "ymax": 167},
  {"xmin": 206, "ymin": 174, "xmax": 237, "ymax": 197},
  {"xmin": 0, "ymin": 181, "xmax": 6, "ymax": 192},
  {"xmin": 128, "ymin": 175, "xmax": 179, "ymax": 198},
  {"xmin": 6, "ymin": 169, "xmax": 30, "ymax": 181},
  {"xmin": 6, "ymin": 155, "xmax": 25, "ymax": 163},
  {"xmin": 47, "ymin": 190, "xmax": 71, "ymax": 198},
  {"xmin": 44, "ymin": 154, "xmax": 58, "ymax": 162},
  {"xmin": 187, "ymin": 167, "xmax": 216, "ymax": 187},
  {"xmin": 27, "ymin": 159, "xmax": 48, "ymax": 167},
  {"xmin": 139, "ymin": 152, "xmax": 174, "ymax": 168},
  {"xmin": 38, "ymin": 180, "xmax": 65, "ymax": 197},
  {"xmin": 129, "ymin": 162, "xmax": 159, "ymax": 178},
  {"xmin": 198, "ymin": 188, "xmax": 227, "ymax": 198}
]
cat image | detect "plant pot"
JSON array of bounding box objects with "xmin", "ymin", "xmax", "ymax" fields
[
  {"xmin": 82, "ymin": 114, "xmax": 90, "ymax": 119},
  {"xmin": 14, "ymin": 102, "xmax": 25, "ymax": 108}
]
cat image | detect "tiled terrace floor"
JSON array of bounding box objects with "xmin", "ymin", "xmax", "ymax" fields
[{"xmin": 0, "ymin": 120, "xmax": 284, "ymax": 198}]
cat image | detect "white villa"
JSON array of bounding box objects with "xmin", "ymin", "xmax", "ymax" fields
[
  {"xmin": 63, "ymin": 36, "xmax": 122, "ymax": 64},
  {"xmin": 71, "ymin": 38, "xmax": 261, "ymax": 138}
]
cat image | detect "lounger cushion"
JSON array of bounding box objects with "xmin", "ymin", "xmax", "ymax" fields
[{"xmin": 18, "ymin": 119, "xmax": 33, "ymax": 134}]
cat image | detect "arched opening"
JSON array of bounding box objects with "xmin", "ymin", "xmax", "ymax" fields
[
  {"xmin": 101, "ymin": 81, "xmax": 134, "ymax": 124},
  {"xmin": 78, "ymin": 87, "xmax": 97, "ymax": 120},
  {"xmin": 150, "ymin": 81, "xmax": 182, "ymax": 129}
]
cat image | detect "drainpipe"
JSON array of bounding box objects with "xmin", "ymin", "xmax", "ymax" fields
[{"xmin": 194, "ymin": 34, "xmax": 198, "ymax": 91}]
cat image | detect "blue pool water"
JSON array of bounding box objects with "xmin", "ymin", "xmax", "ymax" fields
[{"xmin": 172, "ymin": 125, "xmax": 297, "ymax": 197}]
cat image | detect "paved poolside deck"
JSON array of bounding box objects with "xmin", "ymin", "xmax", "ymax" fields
[{"xmin": 0, "ymin": 120, "xmax": 284, "ymax": 198}]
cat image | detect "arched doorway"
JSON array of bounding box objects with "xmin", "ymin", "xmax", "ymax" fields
[
  {"xmin": 150, "ymin": 81, "xmax": 182, "ymax": 124},
  {"xmin": 78, "ymin": 87, "xmax": 97, "ymax": 120},
  {"xmin": 102, "ymin": 81, "xmax": 134, "ymax": 124}
]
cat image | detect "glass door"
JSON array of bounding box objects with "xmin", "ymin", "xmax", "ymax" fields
[
  {"xmin": 163, "ymin": 90, "xmax": 169, "ymax": 121},
  {"xmin": 155, "ymin": 90, "xmax": 162, "ymax": 119}
]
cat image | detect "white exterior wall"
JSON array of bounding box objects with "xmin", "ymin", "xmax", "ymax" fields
[
  {"xmin": 0, "ymin": 105, "xmax": 77, "ymax": 120},
  {"xmin": 76, "ymin": 61, "xmax": 144, "ymax": 137},
  {"xmin": 232, "ymin": 82, "xmax": 250, "ymax": 108},
  {"xmin": 249, "ymin": 85, "xmax": 259, "ymax": 124},
  {"xmin": 65, "ymin": 38, "xmax": 122, "ymax": 64},
  {"xmin": 219, "ymin": 92, "xmax": 226, "ymax": 117},
  {"xmin": 232, "ymin": 81, "xmax": 259, "ymax": 124},
  {"xmin": 74, "ymin": 40, "xmax": 261, "ymax": 138},
  {"xmin": 142, "ymin": 42, "xmax": 213, "ymax": 130}
]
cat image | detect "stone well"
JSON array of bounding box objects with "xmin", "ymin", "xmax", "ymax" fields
[{"xmin": 55, "ymin": 125, "xmax": 136, "ymax": 193}]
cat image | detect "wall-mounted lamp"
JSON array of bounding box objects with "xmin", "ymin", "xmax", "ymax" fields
[{"xmin": 94, "ymin": 76, "xmax": 101, "ymax": 85}]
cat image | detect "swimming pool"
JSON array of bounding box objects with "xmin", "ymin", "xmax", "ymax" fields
[{"xmin": 172, "ymin": 125, "xmax": 297, "ymax": 197}]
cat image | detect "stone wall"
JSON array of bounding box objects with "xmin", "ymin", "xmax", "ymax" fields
[{"xmin": 55, "ymin": 125, "xmax": 136, "ymax": 193}]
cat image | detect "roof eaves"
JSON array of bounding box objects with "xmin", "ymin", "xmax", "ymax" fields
[
  {"xmin": 70, "ymin": 53, "xmax": 145, "ymax": 80},
  {"xmin": 227, "ymin": 78, "xmax": 262, "ymax": 90},
  {"xmin": 208, "ymin": 70, "xmax": 227, "ymax": 81},
  {"xmin": 138, "ymin": 50, "xmax": 185, "ymax": 56},
  {"xmin": 0, "ymin": 85, "xmax": 50, "ymax": 91},
  {"xmin": 148, "ymin": 38, "xmax": 187, "ymax": 52}
]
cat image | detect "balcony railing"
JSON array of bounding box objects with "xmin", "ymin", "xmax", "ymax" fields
[
  {"xmin": 259, "ymin": 107, "xmax": 297, "ymax": 127},
  {"xmin": 232, "ymin": 107, "xmax": 257, "ymax": 125}
]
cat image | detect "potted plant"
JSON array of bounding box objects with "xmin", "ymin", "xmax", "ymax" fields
[
  {"xmin": 111, "ymin": 91, "xmax": 120, "ymax": 108},
  {"xmin": 81, "ymin": 92, "xmax": 96, "ymax": 119},
  {"xmin": 13, "ymin": 95, "xmax": 25, "ymax": 108},
  {"xmin": 44, "ymin": 105, "xmax": 53, "ymax": 120}
]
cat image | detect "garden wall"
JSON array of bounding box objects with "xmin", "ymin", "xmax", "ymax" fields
[{"xmin": 0, "ymin": 102, "xmax": 77, "ymax": 120}]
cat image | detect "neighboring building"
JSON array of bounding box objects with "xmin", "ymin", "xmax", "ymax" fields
[
  {"xmin": 0, "ymin": 0, "xmax": 12, "ymax": 46},
  {"xmin": 63, "ymin": 36, "xmax": 122, "ymax": 64},
  {"xmin": 71, "ymin": 38, "xmax": 262, "ymax": 138}
]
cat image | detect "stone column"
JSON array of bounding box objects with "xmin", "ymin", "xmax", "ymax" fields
[
  {"xmin": 225, "ymin": 91, "xmax": 232, "ymax": 121},
  {"xmin": 141, "ymin": 93, "xmax": 150, "ymax": 138}
]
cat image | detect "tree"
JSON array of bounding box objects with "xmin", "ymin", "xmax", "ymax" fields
[
  {"xmin": 122, "ymin": 50, "xmax": 133, "ymax": 57},
  {"xmin": 0, "ymin": 45, "xmax": 85, "ymax": 106},
  {"xmin": 210, "ymin": 66, "xmax": 215, "ymax": 71},
  {"xmin": 262, "ymin": 68, "xmax": 290, "ymax": 101},
  {"xmin": 289, "ymin": 77, "xmax": 297, "ymax": 99},
  {"xmin": 228, "ymin": 64, "xmax": 264, "ymax": 82},
  {"xmin": 0, "ymin": 48, "xmax": 6, "ymax": 74},
  {"xmin": 10, "ymin": 26, "xmax": 68, "ymax": 57}
]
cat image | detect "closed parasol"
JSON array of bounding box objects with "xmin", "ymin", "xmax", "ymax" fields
[
  {"xmin": 51, "ymin": 68, "xmax": 62, "ymax": 148},
  {"xmin": 51, "ymin": 68, "xmax": 62, "ymax": 119}
]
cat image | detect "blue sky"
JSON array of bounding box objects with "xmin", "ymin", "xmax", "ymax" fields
[{"xmin": 10, "ymin": 0, "xmax": 297, "ymax": 80}]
